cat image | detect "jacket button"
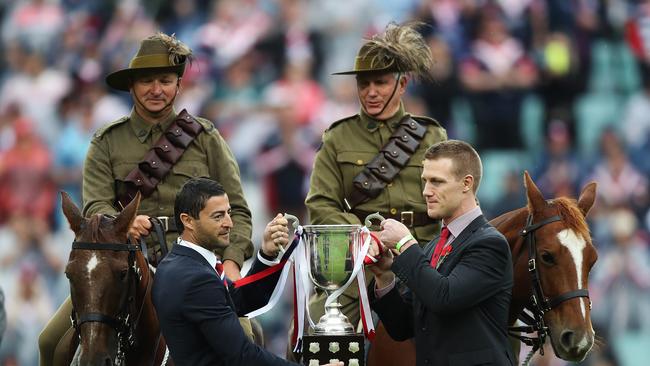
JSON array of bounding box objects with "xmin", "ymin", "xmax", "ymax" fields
[
  {"xmin": 356, "ymin": 159, "xmax": 363, "ymax": 165},
  {"xmin": 421, "ymin": 326, "xmax": 426, "ymax": 332},
  {"xmin": 390, "ymin": 208, "xmax": 397, "ymax": 215}
]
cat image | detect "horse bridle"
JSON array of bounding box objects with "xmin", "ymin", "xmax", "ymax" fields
[
  {"xmin": 70, "ymin": 240, "xmax": 151, "ymax": 366},
  {"xmin": 508, "ymin": 214, "xmax": 591, "ymax": 361}
]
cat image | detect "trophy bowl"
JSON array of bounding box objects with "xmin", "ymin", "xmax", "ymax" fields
[{"xmin": 303, "ymin": 224, "xmax": 361, "ymax": 335}]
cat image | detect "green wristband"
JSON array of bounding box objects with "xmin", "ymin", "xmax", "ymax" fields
[{"xmin": 395, "ymin": 234, "xmax": 415, "ymax": 252}]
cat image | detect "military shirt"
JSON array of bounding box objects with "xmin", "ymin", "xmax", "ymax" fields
[
  {"xmin": 83, "ymin": 108, "xmax": 253, "ymax": 267},
  {"xmin": 306, "ymin": 103, "xmax": 447, "ymax": 242}
]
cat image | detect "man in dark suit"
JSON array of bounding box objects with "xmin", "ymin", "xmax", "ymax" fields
[
  {"xmin": 152, "ymin": 178, "xmax": 341, "ymax": 366},
  {"xmin": 367, "ymin": 140, "xmax": 515, "ymax": 365}
]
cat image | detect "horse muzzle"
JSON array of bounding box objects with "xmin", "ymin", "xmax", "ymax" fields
[{"xmin": 551, "ymin": 327, "xmax": 594, "ymax": 362}]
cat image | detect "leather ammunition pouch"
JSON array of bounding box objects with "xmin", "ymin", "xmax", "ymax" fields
[
  {"xmin": 116, "ymin": 109, "xmax": 204, "ymax": 209},
  {"xmin": 344, "ymin": 115, "xmax": 427, "ymax": 211}
]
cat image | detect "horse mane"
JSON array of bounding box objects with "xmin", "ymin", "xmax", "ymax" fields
[
  {"xmin": 87, "ymin": 214, "xmax": 104, "ymax": 242},
  {"xmin": 548, "ymin": 197, "xmax": 591, "ymax": 242}
]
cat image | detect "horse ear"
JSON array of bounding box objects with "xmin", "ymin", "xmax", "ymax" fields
[
  {"xmin": 61, "ymin": 191, "xmax": 84, "ymax": 235},
  {"xmin": 524, "ymin": 171, "xmax": 546, "ymax": 212},
  {"xmin": 113, "ymin": 192, "xmax": 141, "ymax": 235},
  {"xmin": 577, "ymin": 181, "xmax": 597, "ymax": 217}
]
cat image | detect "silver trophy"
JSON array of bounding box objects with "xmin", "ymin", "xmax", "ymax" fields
[
  {"xmin": 303, "ymin": 224, "xmax": 360, "ymax": 334},
  {"xmin": 303, "ymin": 213, "xmax": 384, "ymax": 335},
  {"xmin": 298, "ymin": 213, "xmax": 383, "ymax": 365}
]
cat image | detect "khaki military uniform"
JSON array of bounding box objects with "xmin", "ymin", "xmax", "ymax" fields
[
  {"xmin": 82, "ymin": 108, "xmax": 252, "ymax": 260},
  {"xmin": 303, "ymin": 103, "xmax": 446, "ymax": 338},
  {"xmin": 39, "ymin": 109, "xmax": 254, "ymax": 366}
]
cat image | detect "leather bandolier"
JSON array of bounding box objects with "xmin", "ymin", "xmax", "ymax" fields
[
  {"xmin": 345, "ymin": 115, "xmax": 434, "ymax": 228},
  {"xmin": 116, "ymin": 109, "xmax": 203, "ymax": 210}
]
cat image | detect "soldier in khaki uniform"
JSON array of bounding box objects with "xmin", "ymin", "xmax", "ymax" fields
[
  {"xmin": 288, "ymin": 23, "xmax": 447, "ymax": 359},
  {"xmin": 39, "ymin": 33, "xmax": 255, "ymax": 365}
]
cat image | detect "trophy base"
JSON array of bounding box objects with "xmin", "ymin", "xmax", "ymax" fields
[{"xmin": 302, "ymin": 334, "xmax": 365, "ymax": 366}]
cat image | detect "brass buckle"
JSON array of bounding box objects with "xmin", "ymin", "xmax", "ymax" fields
[
  {"xmin": 401, "ymin": 211, "xmax": 414, "ymax": 227},
  {"xmin": 156, "ymin": 216, "xmax": 170, "ymax": 232}
]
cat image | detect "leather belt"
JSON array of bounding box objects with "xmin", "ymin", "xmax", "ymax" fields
[
  {"xmin": 352, "ymin": 210, "xmax": 434, "ymax": 228},
  {"xmin": 154, "ymin": 216, "xmax": 177, "ymax": 232}
]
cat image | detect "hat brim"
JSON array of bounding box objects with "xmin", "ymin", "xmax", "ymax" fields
[
  {"xmin": 331, "ymin": 64, "xmax": 395, "ymax": 76},
  {"xmin": 106, "ymin": 64, "xmax": 185, "ymax": 91}
]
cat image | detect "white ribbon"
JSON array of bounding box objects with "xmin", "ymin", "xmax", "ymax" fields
[
  {"xmin": 356, "ymin": 231, "xmax": 375, "ymax": 337},
  {"xmin": 243, "ymin": 227, "xmax": 302, "ymax": 318}
]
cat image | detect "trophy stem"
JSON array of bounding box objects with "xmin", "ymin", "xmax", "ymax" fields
[{"xmin": 314, "ymin": 300, "xmax": 355, "ymax": 335}]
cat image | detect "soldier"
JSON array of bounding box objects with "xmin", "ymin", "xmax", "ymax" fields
[
  {"xmin": 39, "ymin": 33, "xmax": 254, "ymax": 365},
  {"xmin": 290, "ymin": 23, "xmax": 447, "ymax": 358}
]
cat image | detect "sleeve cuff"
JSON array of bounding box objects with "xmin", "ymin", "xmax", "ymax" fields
[
  {"xmin": 257, "ymin": 251, "xmax": 280, "ymax": 266},
  {"xmin": 375, "ymin": 277, "xmax": 396, "ymax": 299}
]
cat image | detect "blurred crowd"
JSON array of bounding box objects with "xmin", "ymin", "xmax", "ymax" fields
[{"xmin": 0, "ymin": 0, "xmax": 649, "ymax": 365}]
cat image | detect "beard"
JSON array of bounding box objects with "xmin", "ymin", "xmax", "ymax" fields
[{"xmin": 194, "ymin": 226, "xmax": 229, "ymax": 251}]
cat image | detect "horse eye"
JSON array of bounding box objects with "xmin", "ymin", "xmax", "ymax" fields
[
  {"xmin": 120, "ymin": 269, "xmax": 129, "ymax": 280},
  {"xmin": 540, "ymin": 251, "xmax": 555, "ymax": 265}
]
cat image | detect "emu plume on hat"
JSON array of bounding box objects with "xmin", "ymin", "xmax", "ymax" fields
[
  {"xmin": 333, "ymin": 22, "xmax": 434, "ymax": 80},
  {"xmin": 106, "ymin": 32, "xmax": 193, "ymax": 91}
]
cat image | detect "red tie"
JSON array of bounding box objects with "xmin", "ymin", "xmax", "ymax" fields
[
  {"xmin": 430, "ymin": 227, "xmax": 450, "ymax": 267},
  {"xmin": 215, "ymin": 261, "xmax": 228, "ymax": 288},
  {"xmin": 215, "ymin": 261, "xmax": 224, "ymax": 277}
]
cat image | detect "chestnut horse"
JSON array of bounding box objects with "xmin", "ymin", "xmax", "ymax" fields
[
  {"xmin": 60, "ymin": 192, "xmax": 171, "ymax": 366},
  {"xmin": 367, "ymin": 172, "xmax": 597, "ymax": 365}
]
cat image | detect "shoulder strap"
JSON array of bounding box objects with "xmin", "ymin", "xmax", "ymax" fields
[
  {"xmin": 344, "ymin": 115, "xmax": 427, "ymax": 211},
  {"xmin": 117, "ymin": 109, "xmax": 204, "ymax": 208}
]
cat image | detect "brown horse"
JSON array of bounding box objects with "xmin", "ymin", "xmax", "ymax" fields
[
  {"xmin": 60, "ymin": 192, "xmax": 171, "ymax": 366},
  {"xmin": 367, "ymin": 172, "xmax": 597, "ymax": 365}
]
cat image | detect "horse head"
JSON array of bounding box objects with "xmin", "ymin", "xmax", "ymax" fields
[
  {"xmin": 62, "ymin": 192, "xmax": 146, "ymax": 366},
  {"xmin": 511, "ymin": 172, "xmax": 598, "ymax": 361}
]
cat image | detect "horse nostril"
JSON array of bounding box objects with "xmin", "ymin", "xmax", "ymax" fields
[{"xmin": 560, "ymin": 330, "xmax": 576, "ymax": 349}]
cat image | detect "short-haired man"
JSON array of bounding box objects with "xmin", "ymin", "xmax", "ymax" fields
[
  {"xmin": 153, "ymin": 178, "xmax": 341, "ymax": 366},
  {"xmin": 368, "ymin": 140, "xmax": 515, "ymax": 365}
]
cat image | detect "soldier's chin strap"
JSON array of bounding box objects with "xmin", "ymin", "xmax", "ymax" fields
[{"xmin": 363, "ymin": 72, "xmax": 402, "ymax": 119}]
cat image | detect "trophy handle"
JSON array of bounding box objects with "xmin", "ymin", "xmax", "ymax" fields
[
  {"xmin": 283, "ymin": 213, "xmax": 300, "ymax": 231},
  {"xmin": 364, "ymin": 212, "xmax": 385, "ymax": 228}
]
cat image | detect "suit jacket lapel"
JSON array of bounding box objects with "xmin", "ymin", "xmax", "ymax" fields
[
  {"xmin": 423, "ymin": 215, "xmax": 488, "ymax": 261},
  {"xmin": 417, "ymin": 215, "xmax": 488, "ymax": 321},
  {"xmin": 172, "ymin": 244, "xmax": 238, "ymax": 309},
  {"xmin": 437, "ymin": 215, "xmax": 488, "ymax": 270}
]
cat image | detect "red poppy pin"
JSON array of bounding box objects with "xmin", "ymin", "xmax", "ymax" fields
[{"xmin": 435, "ymin": 245, "xmax": 453, "ymax": 269}]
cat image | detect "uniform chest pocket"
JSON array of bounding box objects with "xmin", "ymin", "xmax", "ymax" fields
[
  {"xmin": 336, "ymin": 151, "xmax": 376, "ymax": 198},
  {"xmin": 171, "ymin": 163, "xmax": 210, "ymax": 180}
]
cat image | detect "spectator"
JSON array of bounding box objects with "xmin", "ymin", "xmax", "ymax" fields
[
  {"xmin": 532, "ymin": 120, "xmax": 583, "ymax": 198},
  {"xmin": 591, "ymin": 208, "xmax": 650, "ymax": 364},
  {"xmin": 459, "ymin": 6, "xmax": 538, "ymax": 150}
]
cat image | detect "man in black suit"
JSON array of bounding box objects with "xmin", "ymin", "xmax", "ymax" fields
[
  {"xmin": 367, "ymin": 140, "xmax": 515, "ymax": 365},
  {"xmin": 152, "ymin": 178, "xmax": 341, "ymax": 366}
]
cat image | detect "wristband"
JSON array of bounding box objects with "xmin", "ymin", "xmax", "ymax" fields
[{"xmin": 395, "ymin": 234, "xmax": 415, "ymax": 252}]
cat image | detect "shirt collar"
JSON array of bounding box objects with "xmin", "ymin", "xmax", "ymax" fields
[
  {"xmin": 177, "ymin": 237, "xmax": 218, "ymax": 270},
  {"xmin": 444, "ymin": 206, "xmax": 483, "ymax": 241},
  {"xmin": 129, "ymin": 108, "xmax": 178, "ymax": 143},
  {"xmin": 358, "ymin": 102, "xmax": 406, "ymax": 132}
]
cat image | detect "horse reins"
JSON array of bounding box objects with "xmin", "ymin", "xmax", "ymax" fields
[
  {"xmin": 70, "ymin": 239, "xmax": 152, "ymax": 366},
  {"xmin": 509, "ymin": 214, "xmax": 591, "ymax": 364}
]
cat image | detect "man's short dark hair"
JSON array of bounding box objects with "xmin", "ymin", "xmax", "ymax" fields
[
  {"xmin": 424, "ymin": 140, "xmax": 483, "ymax": 193},
  {"xmin": 174, "ymin": 178, "xmax": 226, "ymax": 233}
]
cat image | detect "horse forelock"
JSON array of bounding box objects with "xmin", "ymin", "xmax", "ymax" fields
[{"xmin": 550, "ymin": 197, "xmax": 592, "ymax": 244}]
